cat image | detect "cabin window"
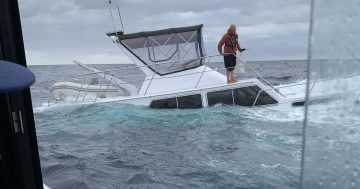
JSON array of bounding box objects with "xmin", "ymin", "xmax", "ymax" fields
[
  {"xmin": 233, "ymin": 86, "xmax": 261, "ymax": 106},
  {"xmin": 233, "ymin": 86, "xmax": 277, "ymax": 106},
  {"xmin": 292, "ymin": 101, "xmax": 305, "ymax": 107},
  {"xmin": 177, "ymin": 94, "xmax": 202, "ymax": 109},
  {"xmin": 254, "ymin": 91, "xmax": 278, "ymax": 106},
  {"xmin": 150, "ymin": 94, "xmax": 202, "ymax": 109},
  {"xmin": 150, "ymin": 98, "xmax": 177, "ymax": 109},
  {"xmin": 207, "ymin": 89, "xmax": 234, "ymax": 106}
]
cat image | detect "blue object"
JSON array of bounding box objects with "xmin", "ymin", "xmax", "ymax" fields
[{"xmin": 0, "ymin": 60, "xmax": 35, "ymax": 93}]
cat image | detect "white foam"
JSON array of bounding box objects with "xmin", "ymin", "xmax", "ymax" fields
[
  {"xmin": 261, "ymin": 163, "xmax": 281, "ymax": 169},
  {"xmin": 33, "ymin": 101, "xmax": 82, "ymax": 113}
]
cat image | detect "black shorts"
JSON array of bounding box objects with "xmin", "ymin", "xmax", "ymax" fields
[{"xmin": 224, "ymin": 54, "xmax": 236, "ymax": 71}]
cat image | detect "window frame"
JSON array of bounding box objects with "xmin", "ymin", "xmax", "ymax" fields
[
  {"xmin": 207, "ymin": 86, "xmax": 278, "ymax": 107},
  {"xmin": 149, "ymin": 93, "xmax": 203, "ymax": 109},
  {"xmin": 207, "ymin": 89, "xmax": 235, "ymax": 106},
  {"xmin": 177, "ymin": 94, "xmax": 202, "ymax": 109}
]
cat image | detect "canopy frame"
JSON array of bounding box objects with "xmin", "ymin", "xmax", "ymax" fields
[{"xmin": 107, "ymin": 24, "xmax": 205, "ymax": 76}]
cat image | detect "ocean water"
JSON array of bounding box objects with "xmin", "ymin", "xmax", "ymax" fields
[{"xmin": 30, "ymin": 60, "xmax": 307, "ymax": 189}]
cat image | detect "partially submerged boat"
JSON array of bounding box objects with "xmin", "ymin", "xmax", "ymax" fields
[
  {"xmin": 51, "ymin": 61, "xmax": 137, "ymax": 102},
  {"xmin": 51, "ymin": 24, "xmax": 310, "ymax": 109}
]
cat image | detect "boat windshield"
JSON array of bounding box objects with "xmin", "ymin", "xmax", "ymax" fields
[{"xmin": 108, "ymin": 25, "xmax": 205, "ymax": 75}]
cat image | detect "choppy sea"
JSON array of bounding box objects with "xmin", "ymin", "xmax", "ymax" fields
[{"xmin": 30, "ymin": 60, "xmax": 308, "ymax": 189}]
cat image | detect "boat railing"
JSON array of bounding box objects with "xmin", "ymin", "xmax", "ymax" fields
[
  {"xmin": 68, "ymin": 53, "xmax": 283, "ymax": 102},
  {"xmin": 233, "ymin": 54, "xmax": 286, "ymax": 98},
  {"xmin": 251, "ymin": 72, "xmax": 360, "ymax": 107},
  {"xmin": 252, "ymin": 83, "xmax": 303, "ymax": 107},
  {"xmin": 71, "ymin": 70, "xmax": 115, "ymax": 103},
  {"xmin": 71, "ymin": 55, "xmax": 222, "ymax": 77}
]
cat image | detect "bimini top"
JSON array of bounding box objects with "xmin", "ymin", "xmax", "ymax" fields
[{"xmin": 107, "ymin": 24, "xmax": 205, "ymax": 76}]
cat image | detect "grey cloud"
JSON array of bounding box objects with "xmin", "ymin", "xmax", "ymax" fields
[{"xmin": 18, "ymin": 0, "xmax": 311, "ymax": 65}]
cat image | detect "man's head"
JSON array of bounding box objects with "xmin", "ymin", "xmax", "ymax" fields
[{"xmin": 229, "ymin": 24, "xmax": 236, "ymax": 33}]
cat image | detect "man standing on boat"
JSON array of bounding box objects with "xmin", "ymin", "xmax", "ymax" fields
[{"xmin": 218, "ymin": 24, "xmax": 246, "ymax": 84}]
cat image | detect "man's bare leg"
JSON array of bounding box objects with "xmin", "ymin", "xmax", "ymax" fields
[
  {"xmin": 230, "ymin": 71, "xmax": 237, "ymax": 83},
  {"xmin": 226, "ymin": 70, "xmax": 232, "ymax": 84}
]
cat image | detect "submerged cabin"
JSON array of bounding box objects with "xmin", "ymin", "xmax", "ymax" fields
[{"xmin": 149, "ymin": 86, "xmax": 278, "ymax": 109}]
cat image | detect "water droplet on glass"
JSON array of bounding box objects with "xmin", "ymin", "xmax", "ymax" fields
[
  {"xmin": 345, "ymin": 161, "xmax": 350, "ymax": 169},
  {"xmin": 351, "ymin": 181, "xmax": 356, "ymax": 187}
]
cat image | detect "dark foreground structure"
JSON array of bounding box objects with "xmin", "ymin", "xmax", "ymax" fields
[{"xmin": 0, "ymin": 0, "xmax": 44, "ymax": 188}]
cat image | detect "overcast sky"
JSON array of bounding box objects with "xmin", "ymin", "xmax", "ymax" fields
[{"xmin": 18, "ymin": 0, "xmax": 310, "ymax": 65}]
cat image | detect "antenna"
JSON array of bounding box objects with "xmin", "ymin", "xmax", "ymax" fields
[
  {"xmin": 108, "ymin": 0, "xmax": 126, "ymax": 33},
  {"xmin": 107, "ymin": 0, "xmax": 116, "ymax": 31},
  {"xmin": 116, "ymin": 5, "xmax": 125, "ymax": 33}
]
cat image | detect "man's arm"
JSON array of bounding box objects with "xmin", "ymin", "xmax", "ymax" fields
[
  {"xmin": 218, "ymin": 35, "xmax": 226, "ymax": 55},
  {"xmin": 237, "ymin": 42, "xmax": 246, "ymax": 53}
]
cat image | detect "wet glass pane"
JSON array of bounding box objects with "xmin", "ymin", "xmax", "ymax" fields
[
  {"xmin": 233, "ymin": 86, "xmax": 261, "ymax": 106},
  {"xmin": 150, "ymin": 98, "xmax": 177, "ymax": 109},
  {"xmin": 177, "ymin": 94, "xmax": 202, "ymax": 109},
  {"xmin": 207, "ymin": 89, "xmax": 234, "ymax": 106},
  {"xmin": 254, "ymin": 91, "xmax": 278, "ymax": 106},
  {"xmin": 302, "ymin": 0, "xmax": 360, "ymax": 188}
]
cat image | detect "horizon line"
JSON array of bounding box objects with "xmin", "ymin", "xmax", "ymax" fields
[{"xmin": 28, "ymin": 58, "xmax": 308, "ymax": 66}]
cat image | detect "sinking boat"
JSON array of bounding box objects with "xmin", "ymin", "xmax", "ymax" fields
[
  {"xmin": 51, "ymin": 60, "xmax": 137, "ymax": 102},
  {"xmin": 51, "ymin": 24, "xmax": 314, "ymax": 109}
]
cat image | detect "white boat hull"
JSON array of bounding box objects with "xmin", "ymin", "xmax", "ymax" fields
[
  {"xmin": 79, "ymin": 78, "xmax": 304, "ymax": 109},
  {"xmin": 51, "ymin": 82, "xmax": 118, "ymax": 102}
]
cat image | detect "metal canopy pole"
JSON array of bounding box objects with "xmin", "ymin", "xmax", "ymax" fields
[{"xmin": 0, "ymin": 0, "xmax": 44, "ymax": 188}]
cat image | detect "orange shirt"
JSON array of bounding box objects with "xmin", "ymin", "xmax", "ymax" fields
[{"xmin": 218, "ymin": 30, "xmax": 241, "ymax": 55}]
